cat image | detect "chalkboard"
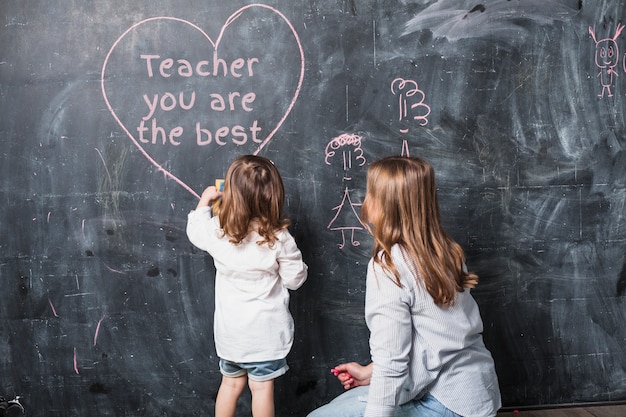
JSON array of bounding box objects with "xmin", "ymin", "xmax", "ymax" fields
[{"xmin": 1, "ymin": 1, "xmax": 625, "ymax": 415}]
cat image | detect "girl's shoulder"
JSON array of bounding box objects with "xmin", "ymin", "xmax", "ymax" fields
[
  {"xmin": 392, "ymin": 245, "xmax": 425, "ymax": 288},
  {"xmin": 272, "ymin": 227, "xmax": 297, "ymax": 247},
  {"xmin": 391, "ymin": 244, "xmax": 414, "ymax": 269},
  {"xmin": 275, "ymin": 226, "xmax": 294, "ymax": 237}
]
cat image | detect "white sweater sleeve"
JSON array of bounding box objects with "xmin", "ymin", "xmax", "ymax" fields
[
  {"xmin": 186, "ymin": 206, "xmax": 215, "ymax": 251},
  {"xmin": 277, "ymin": 230, "xmax": 308, "ymax": 290}
]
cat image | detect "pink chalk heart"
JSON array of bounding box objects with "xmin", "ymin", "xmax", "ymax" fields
[{"xmin": 101, "ymin": 4, "xmax": 305, "ymax": 198}]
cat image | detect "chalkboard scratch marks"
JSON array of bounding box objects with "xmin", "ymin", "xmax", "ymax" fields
[
  {"xmin": 94, "ymin": 147, "xmax": 113, "ymax": 186},
  {"xmin": 373, "ymin": 20, "xmax": 377, "ymax": 67},
  {"xmin": 342, "ymin": 0, "xmax": 357, "ymax": 16},
  {"xmin": 402, "ymin": 1, "xmax": 579, "ymax": 46},
  {"xmin": 618, "ymin": 258, "xmax": 626, "ymax": 296},
  {"xmin": 504, "ymin": 71, "xmax": 535, "ymax": 101},
  {"xmin": 345, "ymin": 85, "xmax": 349, "ymax": 122},
  {"xmin": 578, "ymin": 188, "xmax": 583, "ymax": 241}
]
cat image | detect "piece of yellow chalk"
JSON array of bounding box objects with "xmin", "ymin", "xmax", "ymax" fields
[{"xmin": 213, "ymin": 179, "xmax": 224, "ymax": 214}]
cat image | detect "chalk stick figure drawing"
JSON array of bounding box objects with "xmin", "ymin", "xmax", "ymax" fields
[
  {"xmin": 391, "ymin": 78, "xmax": 431, "ymax": 156},
  {"xmin": 589, "ymin": 23, "xmax": 624, "ymax": 98},
  {"xmin": 325, "ymin": 133, "xmax": 366, "ymax": 249}
]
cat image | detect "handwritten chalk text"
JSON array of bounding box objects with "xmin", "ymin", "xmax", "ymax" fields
[
  {"xmin": 141, "ymin": 91, "xmax": 256, "ymax": 121},
  {"xmin": 136, "ymin": 118, "xmax": 262, "ymax": 147},
  {"xmin": 140, "ymin": 53, "xmax": 259, "ymax": 78}
]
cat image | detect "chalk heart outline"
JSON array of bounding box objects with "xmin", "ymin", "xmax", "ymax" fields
[{"xmin": 100, "ymin": 4, "xmax": 305, "ymax": 198}]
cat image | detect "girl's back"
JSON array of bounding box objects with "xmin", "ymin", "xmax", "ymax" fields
[{"xmin": 186, "ymin": 154, "xmax": 308, "ymax": 363}]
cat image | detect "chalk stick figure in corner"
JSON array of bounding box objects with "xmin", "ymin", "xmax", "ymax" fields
[
  {"xmin": 391, "ymin": 78, "xmax": 431, "ymax": 156},
  {"xmin": 589, "ymin": 23, "xmax": 624, "ymax": 98},
  {"xmin": 325, "ymin": 133, "xmax": 366, "ymax": 249}
]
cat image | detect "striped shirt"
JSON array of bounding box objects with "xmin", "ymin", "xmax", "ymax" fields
[{"xmin": 364, "ymin": 245, "xmax": 501, "ymax": 417}]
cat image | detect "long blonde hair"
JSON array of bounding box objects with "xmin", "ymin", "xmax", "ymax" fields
[
  {"xmin": 360, "ymin": 156, "xmax": 477, "ymax": 306},
  {"xmin": 218, "ymin": 155, "xmax": 290, "ymax": 247}
]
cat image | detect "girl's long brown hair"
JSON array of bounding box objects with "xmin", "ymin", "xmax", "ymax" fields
[
  {"xmin": 360, "ymin": 156, "xmax": 478, "ymax": 306},
  {"xmin": 218, "ymin": 155, "xmax": 290, "ymax": 247}
]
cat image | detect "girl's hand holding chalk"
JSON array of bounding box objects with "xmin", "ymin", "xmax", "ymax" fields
[
  {"xmin": 212, "ymin": 179, "xmax": 225, "ymax": 213},
  {"xmin": 197, "ymin": 183, "xmax": 223, "ymax": 210}
]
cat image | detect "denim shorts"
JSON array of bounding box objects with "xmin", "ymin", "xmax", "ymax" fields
[{"xmin": 219, "ymin": 358, "xmax": 288, "ymax": 382}]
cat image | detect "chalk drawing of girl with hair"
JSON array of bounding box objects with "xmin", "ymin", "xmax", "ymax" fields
[{"xmin": 325, "ymin": 133, "xmax": 366, "ymax": 249}]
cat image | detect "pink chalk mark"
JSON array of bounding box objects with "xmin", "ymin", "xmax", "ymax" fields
[
  {"xmin": 94, "ymin": 315, "xmax": 106, "ymax": 346},
  {"xmin": 328, "ymin": 187, "xmax": 364, "ymax": 249},
  {"xmin": 48, "ymin": 298, "xmax": 59, "ymax": 317},
  {"xmin": 401, "ymin": 139, "xmax": 410, "ymax": 157},
  {"xmin": 324, "ymin": 133, "xmax": 365, "ymax": 167},
  {"xmin": 391, "ymin": 78, "xmax": 430, "ymax": 131},
  {"xmin": 73, "ymin": 347, "xmax": 79, "ymax": 374},
  {"xmin": 100, "ymin": 5, "xmax": 305, "ymax": 199}
]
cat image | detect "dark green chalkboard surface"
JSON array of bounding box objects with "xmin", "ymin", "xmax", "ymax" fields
[{"xmin": 1, "ymin": 1, "xmax": 625, "ymax": 415}]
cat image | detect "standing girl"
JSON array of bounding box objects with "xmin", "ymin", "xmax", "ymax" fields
[
  {"xmin": 308, "ymin": 156, "xmax": 501, "ymax": 417},
  {"xmin": 187, "ymin": 155, "xmax": 308, "ymax": 417}
]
